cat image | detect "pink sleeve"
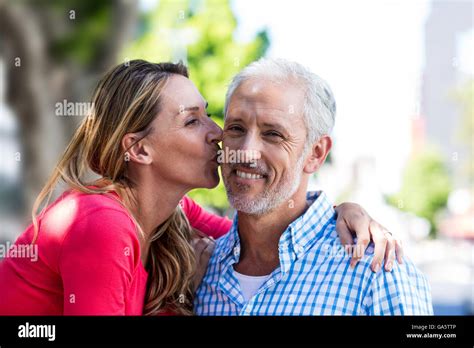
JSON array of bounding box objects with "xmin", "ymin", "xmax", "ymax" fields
[
  {"xmin": 59, "ymin": 208, "xmax": 140, "ymax": 315},
  {"xmin": 180, "ymin": 196, "xmax": 232, "ymax": 239}
]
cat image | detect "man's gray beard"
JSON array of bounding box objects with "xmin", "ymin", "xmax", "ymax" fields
[{"xmin": 224, "ymin": 150, "xmax": 307, "ymax": 216}]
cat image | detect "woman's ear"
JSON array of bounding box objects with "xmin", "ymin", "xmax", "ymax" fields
[
  {"xmin": 121, "ymin": 133, "xmax": 153, "ymax": 165},
  {"xmin": 303, "ymin": 135, "xmax": 332, "ymax": 174}
]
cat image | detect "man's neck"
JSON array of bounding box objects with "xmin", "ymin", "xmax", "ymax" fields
[{"xmin": 234, "ymin": 188, "xmax": 309, "ymax": 276}]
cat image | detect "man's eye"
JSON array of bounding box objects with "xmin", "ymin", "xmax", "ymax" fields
[
  {"xmin": 185, "ymin": 119, "xmax": 198, "ymax": 126},
  {"xmin": 227, "ymin": 125, "xmax": 244, "ymax": 132},
  {"xmin": 265, "ymin": 131, "xmax": 282, "ymax": 138}
]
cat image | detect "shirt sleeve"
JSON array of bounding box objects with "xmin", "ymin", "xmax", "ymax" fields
[
  {"xmin": 365, "ymin": 259, "xmax": 434, "ymax": 315},
  {"xmin": 180, "ymin": 196, "xmax": 232, "ymax": 239},
  {"xmin": 59, "ymin": 208, "xmax": 141, "ymax": 315}
]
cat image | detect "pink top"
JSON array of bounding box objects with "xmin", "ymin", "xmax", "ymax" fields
[{"xmin": 0, "ymin": 190, "xmax": 232, "ymax": 315}]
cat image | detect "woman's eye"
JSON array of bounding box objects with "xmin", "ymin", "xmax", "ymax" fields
[{"xmin": 206, "ymin": 113, "xmax": 212, "ymax": 118}]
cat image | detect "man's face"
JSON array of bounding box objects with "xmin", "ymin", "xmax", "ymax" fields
[{"xmin": 222, "ymin": 78, "xmax": 309, "ymax": 215}]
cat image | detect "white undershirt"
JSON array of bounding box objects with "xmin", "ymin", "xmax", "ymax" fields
[{"xmin": 233, "ymin": 269, "xmax": 271, "ymax": 302}]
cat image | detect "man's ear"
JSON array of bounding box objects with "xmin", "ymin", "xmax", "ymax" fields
[
  {"xmin": 303, "ymin": 135, "xmax": 332, "ymax": 174},
  {"xmin": 121, "ymin": 133, "xmax": 153, "ymax": 165}
]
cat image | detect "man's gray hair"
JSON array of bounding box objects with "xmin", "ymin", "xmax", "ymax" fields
[{"xmin": 224, "ymin": 58, "xmax": 336, "ymax": 146}]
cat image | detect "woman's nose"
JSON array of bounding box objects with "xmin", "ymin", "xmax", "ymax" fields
[{"xmin": 207, "ymin": 120, "xmax": 223, "ymax": 145}]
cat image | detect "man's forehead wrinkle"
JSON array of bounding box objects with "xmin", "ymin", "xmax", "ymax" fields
[
  {"xmin": 228, "ymin": 102, "xmax": 291, "ymax": 114},
  {"xmin": 228, "ymin": 104, "xmax": 293, "ymax": 115}
]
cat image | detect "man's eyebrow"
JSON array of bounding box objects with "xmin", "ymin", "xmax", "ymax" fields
[
  {"xmin": 263, "ymin": 122, "xmax": 285, "ymax": 128},
  {"xmin": 225, "ymin": 116, "xmax": 245, "ymax": 123},
  {"xmin": 262, "ymin": 122, "xmax": 288, "ymax": 132}
]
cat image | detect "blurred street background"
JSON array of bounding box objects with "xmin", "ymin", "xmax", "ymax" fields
[{"xmin": 0, "ymin": 0, "xmax": 473, "ymax": 315}]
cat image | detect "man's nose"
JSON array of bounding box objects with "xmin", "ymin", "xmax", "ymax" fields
[{"xmin": 239, "ymin": 132, "xmax": 262, "ymax": 164}]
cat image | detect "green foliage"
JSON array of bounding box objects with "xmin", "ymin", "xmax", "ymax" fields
[
  {"xmin": 37, "ymin": 0, "xmax": 115, "ymax": 65},
  {"xmin": 122, "ymin": 0, "xmax": 269, "ymax": 210},
  {"xmin": 387, "ymin": 149, "xmax": 452, "ymax": 236}
]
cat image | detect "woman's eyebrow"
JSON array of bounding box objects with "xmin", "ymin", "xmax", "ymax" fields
[{"xmin": 176, "ymin": 101, "xmax": 208, "ymax": 115}]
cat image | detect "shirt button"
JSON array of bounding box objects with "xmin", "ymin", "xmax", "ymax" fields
[{"xmin": 233, "ymin": 246, "xmax": 240, "ymax": 256}]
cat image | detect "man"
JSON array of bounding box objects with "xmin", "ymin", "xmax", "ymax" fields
[{"xmin": 194, "ymin": 58, "xmax": 433, "ymax": 315}]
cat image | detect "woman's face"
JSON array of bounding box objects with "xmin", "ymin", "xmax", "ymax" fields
[{"xmin": 144, "ymin": 74, "xmax": 222, "ymax": 190}]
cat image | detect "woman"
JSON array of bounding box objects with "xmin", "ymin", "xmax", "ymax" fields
[{"xmin": 0, "ymin": 60, "xmax": 402, "ymax": 315}]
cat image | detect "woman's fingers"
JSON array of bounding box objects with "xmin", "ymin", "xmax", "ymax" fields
[
  {"xmin": 335, "ymin": 219, "xmax": 355, "ymax": 252},
  {"xmin": 351, "ymin": 230, "xmax": 370, "ymax": 267},
  {"xmin": 191, "ymin": 236, "xmax": 207, "ymax": 256},
  {"xmin": 334, "ymin": 203, "xmax": 373, "ymax": 268},
  {"xmin": 395, "ymin": 238, "xmax": 404, "ymax": 264},
  {"xmin": 350, "ymin": 218, "xmax": 371, "ymax": 268},
  {"xmin": 335, "ymin": 204, "xmax": 404, "ymax": 272},
  {"xmin": 383, "ymin": 233, "xmax": 396, "ymax": 272},
  {"xmin": 192, "ymin": 236, "xmax": 216, "ymax": 291},
  {"xmin": 369, "ymin": 220, "xmax": 388, "ymax": 273},
  {"xmin": 201, "ymin": 238, "xmax": 216, "ymax": 260},
  {"xmin": 192, "ymin": 236, "xmax": 215, "ymax": 259}
]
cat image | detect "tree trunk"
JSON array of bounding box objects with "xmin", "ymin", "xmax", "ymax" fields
[{"xmin": 0, "ymin": 0, "xmax": 138, "ymax": 217}]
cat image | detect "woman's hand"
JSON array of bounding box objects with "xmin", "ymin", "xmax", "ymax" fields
[
  {"xmin": 191, "ymin": 232, "xmax": 216, "ymax": 292},
  {"xmin": 334, "ymin": 203, "xmax": 404, "ymax": 273}
]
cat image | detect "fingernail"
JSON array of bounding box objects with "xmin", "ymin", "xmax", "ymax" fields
[
  {"xmin": 386, "ymin": 261, "xmax": 393, "ymax": 272},
  {"xmin": 373, "ymin": 263, "xmax": 380, "ymax": 273},
  {"xmin": 350, "ymin": 260, "xmax": 357, "ymax": 268},
  {"xmin": 344, "ymin": 245, "xmax": 351, "ymax": 255}
]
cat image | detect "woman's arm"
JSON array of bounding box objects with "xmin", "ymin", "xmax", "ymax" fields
[{"xmin": 180, "ymin": 196, "xmax": 232, "ymax": 239}]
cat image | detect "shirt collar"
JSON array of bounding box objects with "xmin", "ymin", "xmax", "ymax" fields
[
  {"xmin": 287, "ymin": 190, "xmax": 335, "ymax": 255},
  {"xmin": 218, "ymin": 215, "xmax": 240, "ymax": 262},
  {"xmin": 218, "ymin": 191, "xmax": 336, "ymax": 272}
]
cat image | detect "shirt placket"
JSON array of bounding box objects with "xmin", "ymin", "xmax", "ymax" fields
[
  {"xmin": 238, "ymin": 237, "xmax": 296, "ymax": 315},
  {"xmin": 239, "ymin": 269, "xmax": 284, "ymax": 315}
]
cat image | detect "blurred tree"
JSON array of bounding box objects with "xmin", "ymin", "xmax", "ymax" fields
[
  {"xmin": 387, "ymin": 149, "xmax": 452, "ymax": 237},
  {"xmin": 453, "ymin": 79, "xmax": 474, "ymax": 189},
  {"xmin": 0, "ymin": 0, "xmax": 138, "ymax": 214},
  {"xmin": 123, "ymin": 0, "xmax": 269, "ymax": 212}
]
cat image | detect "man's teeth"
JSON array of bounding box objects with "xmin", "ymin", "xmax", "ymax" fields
[{"xmin": 235, "ymin": 170, "xmax": 263, "ymax": 179}]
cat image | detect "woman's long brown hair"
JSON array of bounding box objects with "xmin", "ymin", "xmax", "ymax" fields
[{"xmin": 31, "ymin": 60, "xmax": 196, "ymax": 315}]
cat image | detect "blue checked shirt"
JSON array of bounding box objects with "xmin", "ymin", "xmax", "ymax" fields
[{"xmin": 194, "ymin": 191, "xmax": 433, "ymax": 315}]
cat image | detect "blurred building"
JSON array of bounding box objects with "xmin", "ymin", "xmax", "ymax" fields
[{"xmin": 420, "ymin": 0, "xmax": 473, "ymax": 239}]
